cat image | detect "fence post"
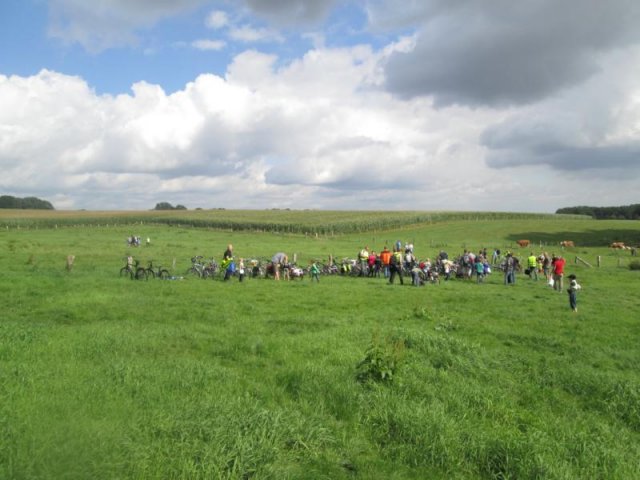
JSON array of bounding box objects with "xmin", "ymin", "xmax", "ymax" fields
[{"xmin": 597, "ymin": 256, "xmax": 601, "ymax": 267}]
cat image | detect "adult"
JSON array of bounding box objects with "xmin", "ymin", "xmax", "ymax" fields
[
  {"xmin": 223, "ymin": 244, "xmax": 233, "ymax": 260},
  {"xmin": 527, "ymin": 252, "xmax": 538, "ymax": 280},
  {"xmin": 358, "ymin": 246, "xmax": 369, "ymax": 276},
  {"xmin": 271, "ymin": 252, "xmax": 288, "ymax": 281},
  {"xmin": 504, "ymin": 253, "xmax": 516, "ymax": 285},
  {"xmin": 541, "ymin": 252, "xmax": 552, "ymax": 284},
  {"xmin": 389, "ymin": 248, "xmax": 404, "ymax": 285},
  {"xmin": 368, "ymin": 251, "xmax": 377, "ymax": 277},
  {"xmin": 552, "ymin": 255, "xmax": 566, "ymax": 292},
  {"xmin": 222, "ymin": 243, "xmax": 235, "ymax": 281},
  {"xmin": 380, "ymin": 246, "xmax": 392, "ymax": 278}
]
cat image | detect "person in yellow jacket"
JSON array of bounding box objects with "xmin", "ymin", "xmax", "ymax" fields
[{"xmin": 527, "ymin": 252, "xmax": 538, "ymax": 280}]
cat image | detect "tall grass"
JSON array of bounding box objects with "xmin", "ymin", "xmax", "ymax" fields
[{"xmin": 1, "ymin": 216, "xmax": 639, "ymax": 478}]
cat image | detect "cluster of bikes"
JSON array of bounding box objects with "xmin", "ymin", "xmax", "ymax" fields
[
  {"xmin": 119, "ymin": 250, "xmax": 504, "ymax": 283},
  {"xmin": 119, "ymin": 257, "xmax": 170, "ymax": 280}
]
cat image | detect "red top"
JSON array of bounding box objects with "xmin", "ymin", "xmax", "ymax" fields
[{"xmin": 553, "ymin": 257, "xmax": 566, "ymax": 275}]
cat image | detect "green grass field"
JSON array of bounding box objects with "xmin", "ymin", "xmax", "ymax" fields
[{"xmin": 1, "ymin": 211, "xmax": 639, "ymax": 479}]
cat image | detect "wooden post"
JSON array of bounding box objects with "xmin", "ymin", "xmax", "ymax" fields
[{"xmin": 597, "ymin": 256, "xmax": 601, "ymax": 267}]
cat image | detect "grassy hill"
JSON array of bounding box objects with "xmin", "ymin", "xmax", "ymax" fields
[{"xmin": 1, "ymin": 212, "xmax": 639, "ymax": 479}]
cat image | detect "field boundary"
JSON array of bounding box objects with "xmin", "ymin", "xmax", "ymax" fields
[{"xmin": 0, "ymin": 209, "xmax": 590, "ymax": 234}]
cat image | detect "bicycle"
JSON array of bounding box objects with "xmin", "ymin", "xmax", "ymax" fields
[
  {"xmin": 201, "ymin": 258, "xmax": 219, "ymax": 279},
  {"xmin": 145, "ymin": 260, "xmax": 170, "ymax": 280},
  {"xmin": 119, "ymin": 257, "xmax": 146, "ymax": 280},
  {"xmin": 186, "ymin": 256, "xmax": 205, "ymax": 278}
]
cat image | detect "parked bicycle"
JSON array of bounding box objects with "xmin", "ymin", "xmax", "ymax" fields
[
  {"xmin": 119, "ymin": 256, "xmax": 146, "ymax": 280},
  {"xmin": 201, "ymin": 259, "xmax": 219, "ymax": 279},
  {"xmin": 186, "ymin": 256, "xmax": 205, "ymax": 277},
  {"xmin": 145, "ymin": 260, "xmax": 170, "ymax": 280}
]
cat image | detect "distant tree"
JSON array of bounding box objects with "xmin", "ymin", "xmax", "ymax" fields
[
  {"xmin": 154, "ymin": 202, "xmax": 175, "ymax": 210},
  {"xmin": 0, "ymin": 195, "xmax": 54, "ymax": 209},
  {"xmin": 153, "ymin": 202, "xmax": 187, "ymax": 210}
]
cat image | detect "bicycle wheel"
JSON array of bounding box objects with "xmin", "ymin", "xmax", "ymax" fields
[
  {"xmin": 186, "ymin": 267, "xmax": 201, "ymax": 278},
  {"xmin": 120, "ymin": 266, "xmax": 133, "ymax": 279},
  {"xmin": 146, "ymin": 269, "xmax": 156, "ymax": 279},
  {"xmin": 159, "ymin": 269, "xmax": 169, "ymax": 280},
  {"xmin": 135, "ymin": 267, "xmax": 147, "ymax": 280}
]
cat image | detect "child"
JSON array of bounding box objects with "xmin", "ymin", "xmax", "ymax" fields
[
  {"xmin": 567, "ymin": 274, "xmax": 581, "ymax": 312},
  {"xmin": 310, "ymin": 261, "xmax": 320, "ymax": 282},
  {"xmin": 475, "ymin": 258, "xmax": 485, "ymax": 283},
  {"xmin": 238, "ymin": 258, "xmax": 245, "ymax": 282}
]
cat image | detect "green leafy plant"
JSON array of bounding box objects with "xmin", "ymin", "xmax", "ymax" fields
[{"xmin": 356, "ymin": 333, "xmax": 406, "ymax": 383}]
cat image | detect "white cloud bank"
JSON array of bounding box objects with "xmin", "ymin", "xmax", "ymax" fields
[
  {"xmin": 3, "ymin": 38, "xmax": 640, "ymax": 211},
  {"xmin": 3, "ymin": 0, "xmax": 640, "ymax": 211}
]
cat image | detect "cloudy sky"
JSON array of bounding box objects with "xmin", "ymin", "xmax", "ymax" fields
[{"xmin": 1, "ymin": 0, "xmax": 639, "ymax": 211}]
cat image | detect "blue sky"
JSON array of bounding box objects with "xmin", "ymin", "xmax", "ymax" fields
[{"xmin": 1, "ymin": 0, "xmax": 640, "ymax": 211}]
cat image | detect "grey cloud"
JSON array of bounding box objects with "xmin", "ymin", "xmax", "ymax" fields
[
  {"xmin": 486, "ymin": 144, "xmax": 640, "ymax": 174},
  {"xmin": 481, "ymin": 108, "xmax": 640, "ymax": 175},
  {"xmin": 243, "ymin": 0, "xmax": 337, "ymax": 26},
  {"xmin": 380, "ymin": 0, "xmax": 640, "ymax": 106}
]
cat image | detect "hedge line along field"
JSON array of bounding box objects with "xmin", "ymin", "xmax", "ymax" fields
[{"xmin": 1, "ymin": 213, "xmax": 639, "ymax": 479}]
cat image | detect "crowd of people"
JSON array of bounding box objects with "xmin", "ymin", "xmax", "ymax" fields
[{"xmin": 185, "ymin": 240, "xmax": 583, "ymax": 312}]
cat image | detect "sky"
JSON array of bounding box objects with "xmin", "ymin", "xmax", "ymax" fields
[{"xmin": 1, "ymin": 0, "xmax": 639, "ymax": 212}]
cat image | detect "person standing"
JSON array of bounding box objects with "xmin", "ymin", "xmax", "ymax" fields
[
  {"xmin": 380, "ymin": 246, "xmax": 391, "ymax": 278},
  {"xmin": 475, "ymin": 258, "xmax": 485, "ymax": 283},
  {"xmin": 368, "ymin": 251, "xmax": 377, "ymax": 277},
  {"xmin": 504, "ymin": 253, "xmax": 516, "ymax": 285},
  {"xmin": 567, "ymin": 274, "xmax": 581, "ymax": 312},
  {"xmin": 237, "ymin": 258, "xmax": 245, "ymax": 282},
  {"xmin": 358, "ymin": 246, "xmax": 369, "ymax": 276},
  {"xmin": 552, "ymin": 255, "xmax": 566, "ymax": 292},
  {"xmin": 222, "ymin": 244, "xmax": 234, "ymax": 281},
  {"xmin": 389, "ymin": 248, "xmax": 404, "ymax": 285},
  {"xmin": 527, "ymin": 252, "xmax": 538, "ymax": 280},
  {"xmin": 310, "ymin": 261, "xmax": 320, "ymax": 282}
]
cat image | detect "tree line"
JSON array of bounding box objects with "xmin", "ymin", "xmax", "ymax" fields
[
  {"xmin": 0, "ymin": 195, "xmax": 54, "ymax": 210},
  {"xmin": 154, "ymin": 202, "xmax": 187, "ymax": 210},
  {"xmin": 556, "ymin": 204, "xmax": 640, "ymax": 220}
]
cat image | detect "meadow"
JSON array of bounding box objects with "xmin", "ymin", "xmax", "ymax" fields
[{"xmin": 1, "ymin": 210, "xmax": 639, "ymax": 479}]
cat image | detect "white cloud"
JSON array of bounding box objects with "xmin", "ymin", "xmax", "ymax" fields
[
  {"xmin": 3, "ymin": 26, "xmax": 640, "ymax": 212},
  {"xmin": 191, "ymin": 39, "xmax": 226, "ymax": 51},
  {"xmin": 205, "ymin": 10, "xmax": 229, "ymax": 29},
  {"xmin": 228, "ymin": 25, "xmax": 285, "ymax": 43}
]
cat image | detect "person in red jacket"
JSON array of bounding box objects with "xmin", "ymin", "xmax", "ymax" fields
[{"xmin": 551, "ymin": 254, "xmax": 566, "ymax": 292}]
